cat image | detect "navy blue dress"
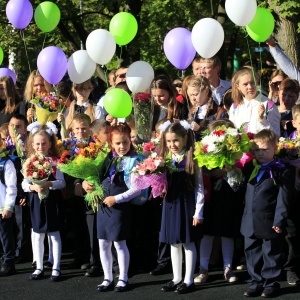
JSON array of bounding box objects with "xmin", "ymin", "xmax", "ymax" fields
[
  {"xmin": 159, "ymin": 170, "xmax": 201, "ymax": 244},
  {"xmin": 30, "ymin": 174, "xmax": 63, "ymax": 233},
  {"xmin": 97, "ymin": 154, "xmax": 131, "ymax": 241}
]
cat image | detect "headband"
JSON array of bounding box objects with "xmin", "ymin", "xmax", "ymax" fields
[{"xmin": 27, "ymin": 121, "xmax": 58, "ymax": 136}]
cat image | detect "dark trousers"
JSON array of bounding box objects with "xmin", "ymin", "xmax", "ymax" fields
[
  {"xmin": 0, "ymin": 215, "xmax": 15, "ymax": 266},
  {"xmin": 157, "ymin": 242, "xmax": 171, "ymax": 266},
  {"xmin": 244, "ymin": 235, "xmax": 284, "ymax": 289},
  {"xmin": 86, "ymin": 211, "xmax": 100, "ymax": 266}
]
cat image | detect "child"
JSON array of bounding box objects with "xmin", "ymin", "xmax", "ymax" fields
[
  {"xmin": 194, "ymin": 119, "xmax": 242, "ymax": 285},
  {"xmin": 159, "ymin": 121, "xmax": 204, "ymax": 294},
  {"xmin": 83, "ymin": 123, "xmax": 144, "ymax": 292},
  {"xmin": 0, "ymin": 122, "xmax": 9, "ymax": 142},
  {"xmin": 22, "ymin": 122, "xmax": 65, "ymax": 281},
  {"xmin": 241, "ymin": 129, "xmax": 293, "ymax": 297},
  {"xmin": 289, "ymin": 104, "xmax": 300, "ymax": 140},
  {"xmin": 0, "ymin": 138, "xmax": 17, "ymax": 276},
  {"xmin": 90, "ymin": 120, "xmax": 110, "ymax": 146}
]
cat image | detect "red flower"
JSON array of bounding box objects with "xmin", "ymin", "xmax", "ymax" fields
[
  {"xmin": 134, "ymin": 92, "xmax": 151, "ymax": 102},
  {"xmin": 203, "ymin": 145, "xmax": 208, "ymax": 153},
  {"xmin": 213, "ymin": 129, "xmax": 226, "ymax": 136},
  {"xmin": 37, "ymin": 169, "xmax": 46, "ymax": 179},
  {"xmin": 247, "ymin": 132, "xmax": 255, "ymax": 140}
]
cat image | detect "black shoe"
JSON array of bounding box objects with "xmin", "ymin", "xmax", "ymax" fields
[
  {"xmin": 44, "ymin": 261, "xmax": 53, "ymax": 269},
  {"xmin": 114, "ymin": 279, "xmax": 129, "ymax": 292},
  {"xmin": 261, "ymin": 286, "xmax": 280, "ymax": 298},
  {"xmin": 50, "ymin": 269, "xmax": 62, "ymax": 282},
  {"xmin": 85, "ymin": 265, "xmax": 101, "ymax": 277},
  {"xmin": 97, "ymin": 279, "xmax": 114, "ymax": 292},
  {"xmin": 287, "ymin": 271, "xmax": 300, "ymax": 286},
  {"xmin": 161, "ymin": 280, "xmax": 182, "ymax": 292},
  {"xmin": 0, "ymin": 265, "xmax": 16, "ymax": 277},
  {"xmin": 244, "ymin": 288, "xmax": 262, "ymax": 297},
  {"xmin": 176, "ymin": 282, "xmax": 196, "ymax": 294},
  {"xmin": 150, "ymin": 264, "xmax": 170, "ymax": 276},
  {"xmin": 29, "ymin": 269, "xmax": 44, "ymax": 280}
]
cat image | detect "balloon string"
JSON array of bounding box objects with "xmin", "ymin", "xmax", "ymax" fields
[
  {"xmin": 103, "ymin": 66, "xmax": 109, "ymax": 88},
  {"xmin": 19, "ymin": 30, "xmax": 31, "ymax": 74},
  {"xmin": 119, "ymin": 46, "xmax": 123, "ymax": 68},
  {"xmin": 41, "ymin": 33, "xmax": 47, "ymax": 50},
  {"xmin": 258, "ymin": 42, "xmax": 263, "ymax": 102},
  {"xmin": 244, "ymin": 28, "xmax": 259, "ymax": 101}
]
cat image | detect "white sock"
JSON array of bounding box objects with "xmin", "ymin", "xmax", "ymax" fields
[
  {"xmin": 99, "ymin": 239, "xmax": 113, "ymax": 286},
  {"xmin": 49, "ymin": 231, "xmax": 62, "ymax": 276},
  {"xmin": 170, "ymin": 243, "xmax": 182, "ymax": 284},
  {"xmin": 221, "ymin": 237, "xmax": 234, "ymax": 270},
  {"xmin": 114, "ymin": 240, "xmax": 130, "ymax": 287},
  {"xmin": 31, "ymin": 229, "xmax": 36, "ymax": 263},
  {"xmin": 47, "ymin": 233, "xmax": 54, "ymax": 264},
  {"xmin": 200, "ymin": 235, "xmax": 214, "ymax": 271},
  {"xmin": 32, "ymin": 231, "xmax": 45, "ymax": 273},
  {"xmin": 183, "ymin": 242, "xmax": 196, "ymax": 286}
]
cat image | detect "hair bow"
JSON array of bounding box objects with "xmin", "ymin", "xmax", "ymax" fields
[{"xmin": 158, "ymin": 120, "xmax": 172, "ymax": 132}]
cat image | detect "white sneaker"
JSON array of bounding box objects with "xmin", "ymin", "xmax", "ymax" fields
[
  {"xmin": 194, "ymin": 270, "xmax": 209, "ymax": 284},
  {"xmin": 224, "ymin": 267, "xmax": 238, "ymax": 283}
]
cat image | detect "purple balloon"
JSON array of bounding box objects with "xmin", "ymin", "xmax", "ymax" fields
[
  {"xmin": 0, "ymin": 68, "xmax": 17, "ymax": 84},
  {"xmin": 163, "ymin": 27, "xmax": 196, "ymax": 70},
  {"xmin": 37, "ymin": 46, "xmax": 68, "ymax": 85},
  {"xmin": 6, "ymin": 0, "xmax": 33, "ymax": 29}
]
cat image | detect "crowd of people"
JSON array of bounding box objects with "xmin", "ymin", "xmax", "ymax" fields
[{"xmin": 0, "ymin": 37, "xmax": 300, "ymax": 298}]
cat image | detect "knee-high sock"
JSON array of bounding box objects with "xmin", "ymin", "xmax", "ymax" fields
[
  {"xmin": 200, "ymin": 235, "xmax": 214, "ymax": 271},
  {"xmin": 183, "ymin": 242, "xmax": 196, "ymax": 285},
  {"xmin": 31, "ymin": 229, "xmax": 36, "ymax": 263},
  {"xmin": 114, "ymin": 240, "xmax": 130, "ymax": 287},
  {"xmin": 99, "ymin": 239, "xmax": 113, "ymax": 286},
  {"xmin": 49, "ymin": 231, "xmax": 61, "ymax": 276},
  {"xmin": 32, "ymin": 231, "xmax": 45, "ymax": 274},
  {"xmin": 221, "ymin": 237, "xmax": 234, "ymax": 269},
  {"xmin": 47, "ymin": 233, "xmax": 54, "ymax": 264},
  {"xmin": 170, "ymin": 243, "xmax": 182, "ymax": 284}
]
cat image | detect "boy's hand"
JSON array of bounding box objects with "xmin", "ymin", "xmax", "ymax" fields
[
  {"xmin": 103, "ymin": 196, "xmax": 116, "ymax": 207},
  {"xmin": 82, "ymin": 181, "xmax": 94, "ymax": 193},
  {"xmin": 272, "ymin": 226, "xmax": 282, "ymax": 233},
  {"xmin": 193, "ymin": 218, "xmax": 203, "ymax": 226},
  {"xmin": 2, "ymin": 210, "xmax": 12, "ymax": 218},
  {"xmin": 258, "ymin": 104, "xmax": 265, "ymax": 121},
  {"xmin": 19, "ymin": 198, "xmax": 26, "ymax": 206}
]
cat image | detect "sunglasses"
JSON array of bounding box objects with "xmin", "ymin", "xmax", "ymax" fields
[
  {"xmin": 173, "ymin": 83, "xmax": 182, "ymax": 88},
  {"xmin": 271, "ymin": 81, "xmax": 282, "ymax": 87}
]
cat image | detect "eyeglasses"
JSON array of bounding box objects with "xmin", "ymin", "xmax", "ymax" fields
[{"xmin": 271, "ymin": 81, "xmax": 282, "ymax": 87}]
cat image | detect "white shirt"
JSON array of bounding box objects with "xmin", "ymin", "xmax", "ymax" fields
[
  {"xmin": 211, "ymin": 79, "xmax": 232, "ymax": 105},
  {"xmin": 229, "ymin": 94, "xmax": 281, "ymax": 137},
  {"xmin": 196, "ymin": 104, "xmax": 208, "ymax": 119}
]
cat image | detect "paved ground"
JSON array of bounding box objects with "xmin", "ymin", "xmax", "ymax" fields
[{"xmin": 1, "ymin": 253, "xmax": 300, "ymax": 300}]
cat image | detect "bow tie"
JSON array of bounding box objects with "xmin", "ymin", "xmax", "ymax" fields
[{"xmin": 75, "ymin": 104, "xmax": 86, "ymax": 114}]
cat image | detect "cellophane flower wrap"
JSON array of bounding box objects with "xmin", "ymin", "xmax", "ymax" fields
[
  {"xmin": 131, "ymin": 152, "xmax": 167, "ymax": 198},
  {"xmin": 133, "ymin": 92, "xmax": 154, "ymax": 143},
  {"xmin": 58, "ymin": 141, "xmax": 108, "ymax": 211},
  {"xmin": 22, "ymin": 154, "xmax": 52, "ymax": 201},
  {"xmin": 194, "ymin": 125, "xmax": 251, "ymax": 170},
  {"xmin": 30, "ymin": 92, "xmax": 65, "ymax": 124}
]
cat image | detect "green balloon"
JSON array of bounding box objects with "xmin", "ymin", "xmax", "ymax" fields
[
  {"xmin": 103, "ymin": 88, "xmax": 133, "ymax": 118},
  {"xmin": 0, "ymin": 47, "xmax": 3, "ymax": 65},
  {"xmin": 246, "ymin": 8, "xmax": 275, "ymax": 43},
  {"xmin": 109, "ymin": 12, "xmax": 138, "ymax": 46},
  {"xmin": 34, "ymin": 1, "xmax": 61, "ymax": 33}
]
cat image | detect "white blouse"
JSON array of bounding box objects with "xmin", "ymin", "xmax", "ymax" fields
[{"xmin": 229, "ymin": 94, "xmax": 280, "ymax": 137}]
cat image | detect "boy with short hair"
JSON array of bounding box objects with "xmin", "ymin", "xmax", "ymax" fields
[{"xmin": 241, "ymin": 129, "xmax": 293, "ymax": 298}]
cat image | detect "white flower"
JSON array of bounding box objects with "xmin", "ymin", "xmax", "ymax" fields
[
  {"xmin": 33, "ymin": 161, "xmax": 40, "ymax": 166},
  {"xmin": 226, "ymin": 128, "xmax": 238, "ymax": 136},
  {"xmin": 37, "ymin": 165, "xmax": 43, "ymax": 170},
  {"xmin": 32, "ymin": 172, "xmax": 38, "ymax": 178},
  {"xmin": 151, "ymin": 152, "xmax": 158, "ymax": 158},
  {"xmin": 279, "ymin": 137, "xmax": 286, "ymax": 142},
  {"xmin": 207, "ymin": 143, "xmax": 217, "ymax": 153},
  {"xmin": 138, "ymin": 170, "xmax": 146, "ymax": 176}
]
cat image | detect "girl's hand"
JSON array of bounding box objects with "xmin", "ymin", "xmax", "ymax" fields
[
  {"xmin": 272, "ymin": 226, "xmax": 282, "ymax": 234},
  {"xmin": 258, "ymin": 104, "xmax": 265, "ymax": 121},
  {"xmin": 191, "ymin": 121, "xmax": 200, "ymax": 132},
  {"xmin": 57, "ymin": 113, "xmax": 65, "ymax": 123},
  {"xmin": 106, "ymin": 114, "xmax": 117, "ymax": 125},
  {"xmin": 103, "ymin": 196, "xmax": 116, "ymax": 207},
  {"xmin": 82, "ymin": 181, "xmax": 94, "ymax": 193},
  {"xmin": 31, "ymin": 185, "xmax": 48, "ymax": 193},
  {"xmin": 27, "ymin": 108, "xmax": 35, "ymax": 120},
  {"xmin": 193, "ymin": 218, "xmax": 203, "ymax": 226}
]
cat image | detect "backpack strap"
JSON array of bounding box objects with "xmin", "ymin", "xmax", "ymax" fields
[{"xmin": 0, "ymin": 157, "xmax": 10, "ymax": 185}]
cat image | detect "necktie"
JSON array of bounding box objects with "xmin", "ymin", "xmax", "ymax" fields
[{"xmin": 75, "ymin": 104, "xmax": 86, "ymax": 114}]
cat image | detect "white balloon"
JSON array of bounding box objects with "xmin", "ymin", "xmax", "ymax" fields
[
  {"xmin": 191, "ymin": 18, "xmax": 224, "ymax": 59},
  {"xmin": 68, "ymin": 50, "xmax": 96, "ymax": 84},
  {"xmin": 126, "ymin": 61, "xmax": 154, "ymax": 93},
  {"xmin": 86, "ymin": 29, "xmax": 116, "ymax": 65},
  {"xmin": 225, "ymin": 0, "xmax": 257, "ymax": 26}
]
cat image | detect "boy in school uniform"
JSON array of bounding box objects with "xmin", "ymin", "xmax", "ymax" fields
[
  {"xmin": 241, "ymin": 129, "xmax": 293, "ymax": 298},
  {"xmin": 0, "ymin": 137, "xmax": 18, "ymax": 276}
]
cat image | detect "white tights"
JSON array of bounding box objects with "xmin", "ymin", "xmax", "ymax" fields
[
  {"xmin": 98, "ymin": 239, "xmax": 130, "ymax": 287},
  {"xmin": 171, "ymin": 242, "xmax": 196, "ymax": 286},
  {"xmin": 200, "ymin": 235, "xmax": 234, "ymax": 271},
  {"xmin": 32, "ymin": 231, "xmax": 61, "ymax": 276}
]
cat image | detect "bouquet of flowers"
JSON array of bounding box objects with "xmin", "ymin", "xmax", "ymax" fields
[
  {"xmin": 133, "ymin": 92, "xmax": 154, "ymax": 143},
  {"xmin": 277, "ymin": 137, "xmax": 300, "ymax": 159},
  {"xmin": 58, "ymin": 141, "xmax": 108, "ymax": 211},
  {"xmin": 194, "ymin": 126, "xmax": 251, "ymax": 170},
  {"xmin": 30, "ymin": 92, "xmax": 65, "ymax": 124},
  {"xmin": 22, "ymin": 154, "xmax": 52, "ymax": 201},
  {"xmin": 131, "ymin": 152, "xmax": 167, "ymax": 198}
]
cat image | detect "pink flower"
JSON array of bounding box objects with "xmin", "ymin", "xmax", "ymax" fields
[
  {"xmin": 143, "ymin": 142, "xmax": 156, "ymax": 152},
  {"xmin": 234, "ymin": 152, "xmax": 255, "ymax": 169}
]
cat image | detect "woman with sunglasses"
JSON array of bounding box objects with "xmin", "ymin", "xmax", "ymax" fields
[{"xmin": 268, "ymin": 70, "xmax": 288, "ymax": 104}]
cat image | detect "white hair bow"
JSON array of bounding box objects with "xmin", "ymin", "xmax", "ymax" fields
[
  {"xmin": 158, "ymin": 120, "xmax": 171, "ymax": 132},
  {"xmin": 27, "ymin": 121, "xmax": 58, "ymax": 136},
  {"xmin": 179, "ymin": 120, "xmax": 191, "ymax": 131}
]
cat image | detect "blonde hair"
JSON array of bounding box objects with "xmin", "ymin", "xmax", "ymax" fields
[
  {"xmin": 65, "ymin": 79, "xmax": 95, "ymax": 129},
  {"xmin": 253, "ymin": 129, "xmax": 278, "ymax": 146},
  {"xmin": 23, "ymin": 71, "xmax": 52, "ymax": 102},
  {"xmin": 67, "ymin": 113, "xmax": 91, "ymax": 136},
  {"xmin": 292, "ymin": 104, "xmax": 300, "ymax": 120}
]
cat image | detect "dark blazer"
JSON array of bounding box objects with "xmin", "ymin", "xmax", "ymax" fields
[{"xmin": 240, "ymin": 162, "xmax": 293, "ymax": 240}]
